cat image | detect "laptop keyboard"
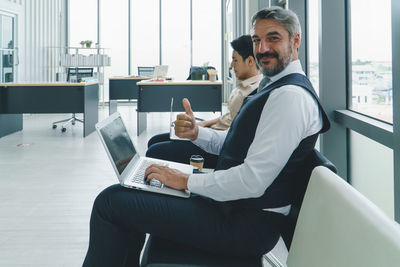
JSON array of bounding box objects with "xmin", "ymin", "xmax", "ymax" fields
[{"xmin": 131, "ymin": 159, "xmax": 167, "ymax": 188}]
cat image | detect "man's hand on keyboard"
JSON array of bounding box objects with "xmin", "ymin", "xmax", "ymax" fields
[{"xmin": 144, "ymin": 164, "xmax": 189, "ymax": 191}]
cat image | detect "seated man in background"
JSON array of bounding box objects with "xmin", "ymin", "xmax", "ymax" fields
[
  {"xmin": 196, "ymin": 35, "xmax": 262, "ymax": 130},
  {"xmin": 83, "ymin": 7, "xmax": 330, "ymax": 267},
  {"xmin": 146, "ymin": 34, "xmax": 262, "ymax": 168}
]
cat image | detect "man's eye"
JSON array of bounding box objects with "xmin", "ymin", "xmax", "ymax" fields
[{"xmin": 268, "ymin": 37, "xmax": 280, "ymax": 41}]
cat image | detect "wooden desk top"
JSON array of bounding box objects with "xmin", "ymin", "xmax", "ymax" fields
[
  {"xmin": 109, "ymin": 76, "xmax": 151, "ymax": 80},
  {"xmin": 137, "ymin": 80, "xmax": 223, "ymax": 86},
  {"xmin": 0, "ymin": 81, "xmax": 99, "ymax": 87}
]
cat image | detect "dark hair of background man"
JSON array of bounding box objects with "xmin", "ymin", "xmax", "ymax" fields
[{"xmin": 230, "ymin": 35, "xmax": 255, "ymax": 60}]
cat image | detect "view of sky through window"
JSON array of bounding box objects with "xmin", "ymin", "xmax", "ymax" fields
[{"xmin": 349, "ymin": 0, "xmax": 392, "ymax": 123}]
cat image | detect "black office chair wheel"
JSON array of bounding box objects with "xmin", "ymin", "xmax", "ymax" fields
[
  {"xmin": 52, "ymin": 125, "xmax": 57, "ymax": 129},
  {"xmin": 61, "ymin": 127, "xmax": 67, "ymax": 133}
]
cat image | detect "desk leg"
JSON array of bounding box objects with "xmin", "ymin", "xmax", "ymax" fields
[
  {"xmin": 137, "ymin": 112, "xmax": 147, "ymax": 136},
  {"xmin": 109, "ymin": 100, "xmax": 118, "ymax": 115},
  {"xmin": 0, "ymin": 114, "xmax": 23, "ymax": 138},
  {"xmin": 83, "ymin": 84, "xmax": 99, "ymax": 137}
]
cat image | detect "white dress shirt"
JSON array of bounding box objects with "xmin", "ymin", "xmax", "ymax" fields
[{"xmin": 187, "ymin": 60, "xmax": 323, "ymax": 214}]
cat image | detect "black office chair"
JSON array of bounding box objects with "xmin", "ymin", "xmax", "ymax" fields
[
  {"xmin": 187, "ymin": 66, "xmax": 218, "ymax": 80},
  {"xmin": 52, "ymin": 68, "xmax": 93, "ymax": 132},
  {"xmin": 138, "ymin": 149, "xmax": 337, "ymax": 267},
  {"xmin": 186, "ymin": 66, "xmax": 219, "ymax": 122},
  {"xmin": 138, "ymin": 66, "xmax": 155, "ymax": 77}
]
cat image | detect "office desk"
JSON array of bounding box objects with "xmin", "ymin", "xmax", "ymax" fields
[
  {"xmin": 0, "ymin": 82, "xmax": 99, "ymax": 137},
  {"xmin": 136, "ymin": 80, "xmax": 222, "ymax": 135},
  {"xmin": 108, "ymin": 76, "xmax": 150, "ymax": 115}
]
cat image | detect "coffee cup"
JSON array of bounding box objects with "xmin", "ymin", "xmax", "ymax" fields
[{"xmin": 190, "ymin": 155, "xmax": 204, "ymax": 171}]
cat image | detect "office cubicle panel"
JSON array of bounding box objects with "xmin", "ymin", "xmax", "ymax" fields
[
  {"xmin": 109, "ymin": 79, "xmax": 139, "ymax": 100},
  {"xmin": 137, "ymin": 84, "xmax": 222, "ymax": 113},
  {"xmin": 0, "ymin": 83, "xmax": 99, "ymax": 137},
  {"xmin": 0, "ymin": 86, "xmax": 85, "ymax": 113}
]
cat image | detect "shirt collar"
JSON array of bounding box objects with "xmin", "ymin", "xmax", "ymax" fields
[
  {"xmin": 261, "ymin": 59, "xmax": 305, "ymax": 89},
  {"xmin": 238, "ymin": 73, "xmax": 263, "ymax": 88}
]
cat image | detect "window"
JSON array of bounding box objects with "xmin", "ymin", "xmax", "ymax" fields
[
  {"xmin": 131, "ymin": 0, "xmax": 160, "ymax": 75},
  {"xmin": 100, "ymin": 0, "xmax": 129, "ymax": 101},
  {"xmin": 69, "ymin": 0, "xmax": 97, "ymax": 47},
  {"xmin": 307, "ymin": 0, "xmax": 321, "ymax": 150},
  {"xmin": 161, "ymin": 0, "xmax": 191, "ymax": 80},
  {"xmin": 71, "ymin": 0, "xmax": 221, "ymax": 84},
  {"xmin": 307, "ymin": 0, "xmax": 319, "ymax": 95},
  {"xmin": 192, "ymin": 0, "xmax": 221, "ymax": 77},
  {"xmin": 349, "ymin": 0, "xmax": 392, "ymax": 123},
  {"xmin": 224, "ymin": 0, "xmax": 233, "ymax": 101}
]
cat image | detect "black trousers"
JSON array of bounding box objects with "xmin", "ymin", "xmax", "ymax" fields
[
  {"xmin": 146, "ymin": 133, "xmax": 219, "ymax": 169},
  {"xmin": 82, "ymin": 184, "xmax": 283, "ymax": 267}
]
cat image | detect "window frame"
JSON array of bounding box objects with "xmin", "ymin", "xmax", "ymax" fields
[{"xmin": 316, "ymin": 0, "xmax": 400, "ymax": 222}]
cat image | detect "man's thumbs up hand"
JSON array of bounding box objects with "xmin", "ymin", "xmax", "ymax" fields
[
  {"xmin": 183, "ymin": 98, "xmax": 194, "ymax": 117},
  {"xmin": 174, "ymin": 98, "xmax": 199, "ymax": 141}
]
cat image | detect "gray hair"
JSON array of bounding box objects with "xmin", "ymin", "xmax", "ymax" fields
[{"xmin": 251, "ymin": 6, "xmax": 301, "ymax": 40}]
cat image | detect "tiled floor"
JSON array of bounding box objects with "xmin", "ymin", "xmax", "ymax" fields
[{"xmin": 0, "ymin": 103, "xmax": 287, "ymax": 267}]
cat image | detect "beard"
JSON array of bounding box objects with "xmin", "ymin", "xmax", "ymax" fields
[{"xmin": 256, "ymin": 42, "xmax": 293, "ymax": 77}]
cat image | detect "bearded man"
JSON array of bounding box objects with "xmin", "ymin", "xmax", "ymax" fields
[{"xmin": 83, "ymin": 7, "xmax": 330, "ymax": 267}]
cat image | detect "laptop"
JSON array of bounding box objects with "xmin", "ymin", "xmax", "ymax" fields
[
  {"xmin": 96, "ymin": 112, "xmax": 192, "ymax": 198},
  {"xmin": 153, "ymin": 65, "xmax": 169, "ymax": 79}
]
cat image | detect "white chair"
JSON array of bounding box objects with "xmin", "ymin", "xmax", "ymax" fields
[
  {"xmin": 139, "ymin": 149, "xmax": 336, "ymax": 267},
  {"xmin": 287, "ymin": 166, "xmax": 400, "ymax": 267}
]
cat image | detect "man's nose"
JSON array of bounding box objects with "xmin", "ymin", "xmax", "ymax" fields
[
  {"xmin": 258, "ymin": 39, "xmax": 270, "ymax": 53},
  {"xmin": 230, "ymin": 61, "xmax": 234, "ymax": 67}
]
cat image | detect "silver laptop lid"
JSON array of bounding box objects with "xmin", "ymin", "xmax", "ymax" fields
[
  {"xmin": 96, "ymin": 112, "xmax": 138, "ymax": 180},
  {"xmin": 153, "ymin": 65, "xmax": 168, "ymax": 78}
]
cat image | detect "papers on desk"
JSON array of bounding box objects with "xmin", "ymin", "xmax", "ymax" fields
[{"xmin": 148, "ymin": 78, "xmax": 167, "ymax": 82}]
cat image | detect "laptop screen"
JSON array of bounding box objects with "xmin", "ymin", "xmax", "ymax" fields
[{"xmin": 99, "ymin": 117, "xmax": 136, "ymax": 175}]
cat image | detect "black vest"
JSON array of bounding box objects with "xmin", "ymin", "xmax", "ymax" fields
[{"xmin": 215, "ymin": 73, "xmax": 330, "ymax": 210}]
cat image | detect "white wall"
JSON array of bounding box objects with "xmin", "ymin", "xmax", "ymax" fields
[
  {"xmin": 350, "ymin": 130, "xmax": 395, "ymax": 219},
  {"xmin": 0, "ymin": 0, "xmax": 67, "ymax": 82}
]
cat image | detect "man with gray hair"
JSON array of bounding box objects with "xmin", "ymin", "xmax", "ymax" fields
[{"xmin": 83, "ymin": 7, "xmax": 330, "ymax": 267}]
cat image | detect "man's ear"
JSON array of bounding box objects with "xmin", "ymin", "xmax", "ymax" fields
[
  {"xmin": 293, "ymin": 33, "xmax": 301, "ymax": 50},
  {"xmin": 247, "ymin": 56, "xmax": 256, "ymax": 66}
]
